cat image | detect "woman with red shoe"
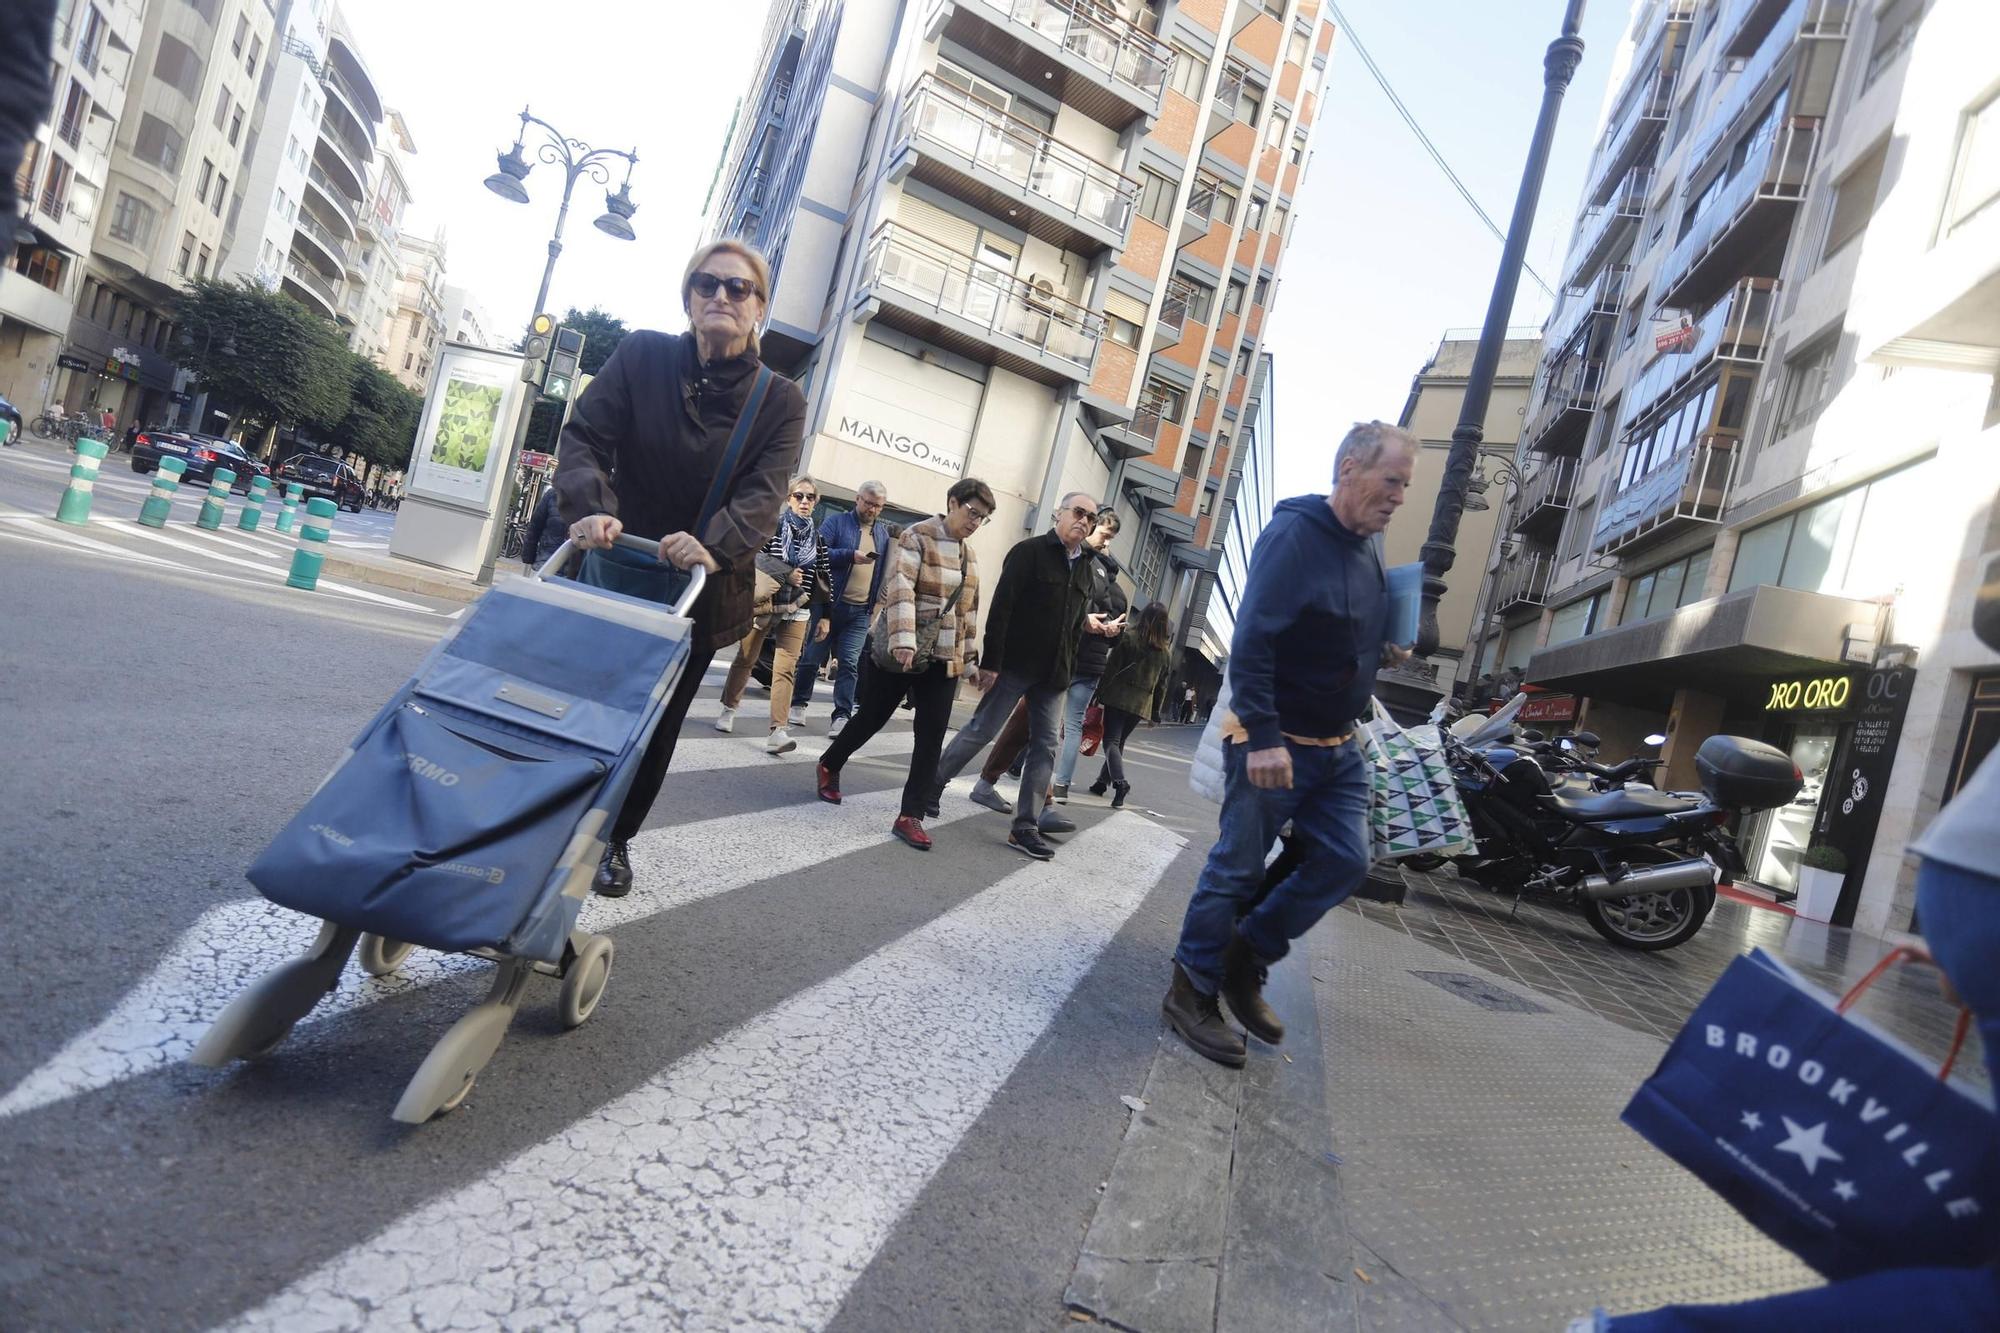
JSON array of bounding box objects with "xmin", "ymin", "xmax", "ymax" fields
[{"xmin": 814, "ymin": 477, "xmax": 994, "ymax": 850}]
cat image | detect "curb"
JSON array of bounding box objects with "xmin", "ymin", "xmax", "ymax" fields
[{"xmin": 316, "ymin": 552, "xmax": 483, "ymax": 604}]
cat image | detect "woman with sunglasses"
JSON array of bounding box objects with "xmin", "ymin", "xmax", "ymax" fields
[
  {"xmin": 553, "ymin": 239, "xmax": 806, "ymax": 898},
  {"xmin": 813, "ymin": 478, "xmax": 995, "ymax": 851},
  {"xmin": 1089, "ymin": 601, "xmax": 1176, "ymax": 810},
  {"xmin": 715, "ymin": 476, "xmax": 832, "ymax": 752}
]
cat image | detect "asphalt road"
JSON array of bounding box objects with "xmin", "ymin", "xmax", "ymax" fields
[{"xmin": 0, "ymin": 456, "xmax": 1225, "ymax": 1330}]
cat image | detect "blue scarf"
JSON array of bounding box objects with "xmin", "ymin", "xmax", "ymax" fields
[{"xmin": 778, "ymin": 508, "xmax": 817, "ymax": 569}]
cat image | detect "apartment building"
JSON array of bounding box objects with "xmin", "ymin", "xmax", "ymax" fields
[
  {"xmin": 439, "ymin": 283, "xmax": 495, "ymax": 350},
  {"xmin": 0, "ymin": 0, "xmax": 146, "ymax": 416},
  {"xmin": 32, "ymin": 0, "xmax": 278, "ymax": 429},
  {"xmin": 1193, "ymin": 348, "xmax": 1276, "ymax": 680},
  {"xmin": 1490, "ymin": 0, "xmax": 1998, "ymax": 933},
  {"xmin": 704, "ymin": 0, "xmax": 1338, "ymax": 657},
  {"xmin": 383, "ymin": 228, "xmax": 446, "ymax": 391},
  {"xmin": 1387, "ymin": 329, "xmax": 1541, "ymax": 703}
]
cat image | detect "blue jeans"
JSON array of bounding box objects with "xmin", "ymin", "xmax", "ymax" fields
[
  {"xmin": 1052, "ymin": 674, "xmax": 1099, "ymax": 788},
  {"xmin": 793, "ymin": 599, "xmax": 872, "ymax": 717},
  {"xmin": 1173, "ymin": 736, "xmax": 1370, "ymax": 993},
  {"xmin": 933, "ymin": 669, "xmax": 1065, "ymax": 832}
]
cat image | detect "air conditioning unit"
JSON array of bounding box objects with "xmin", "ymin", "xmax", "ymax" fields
[{"xmin": 1026, "ymin": 273, "xmax": 1060, "ymax": 311}]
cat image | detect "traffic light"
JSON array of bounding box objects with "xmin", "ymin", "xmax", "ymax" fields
[
  {"xmin": 520, "ymin": 312, "xmax": 555, "ymax": 385},
  {"xmin": 541, "ymin": 325, "xmax": 586, "ymax": 402}
]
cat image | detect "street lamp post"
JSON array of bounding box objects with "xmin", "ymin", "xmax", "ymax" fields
[
  {"xmin": 1383, "ymin": 0, "xmax": 1588, "ymax": 723},
  {"xmin": 471, "ymin": 107, "xmax": 639, "ymax": 587}
]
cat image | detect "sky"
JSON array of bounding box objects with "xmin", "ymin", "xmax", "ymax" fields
[{"xmin": 341, "ymin": 0, "xmax": 1635, "ymax": 496}]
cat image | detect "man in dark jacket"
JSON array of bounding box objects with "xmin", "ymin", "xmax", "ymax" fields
[
  {"xmin": 791, "ymin": 480, "xmax": 891, "ymax": 736},
  {"xmin": 520, "ymin": 485, "xmax": 565, "ymax": 572},
  {"xmin": 928, "ymin": 491, "xmax": 1101, "ymax": 860},
  {"xmin": 1164, "ymin": 421, "xmax": 1418, "ymax": 1068}
]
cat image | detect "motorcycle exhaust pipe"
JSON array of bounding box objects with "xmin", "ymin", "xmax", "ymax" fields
[{"xmin": 1580, "ymin": 858, "xmax": 1717, "ymax": 901}]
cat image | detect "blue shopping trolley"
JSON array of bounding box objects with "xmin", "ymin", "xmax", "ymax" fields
[{"xmin": 192, "ymin": 536, "xmax": 702, "ymax": 1122}]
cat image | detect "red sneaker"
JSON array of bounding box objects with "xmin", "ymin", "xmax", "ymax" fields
[
  {"xmin": 891, "ymin": 816, "xmax": 932, "ymax": 851},
  {"xmin": 817, "ymin": 762, "xmax": 841, "ymax": 804}
]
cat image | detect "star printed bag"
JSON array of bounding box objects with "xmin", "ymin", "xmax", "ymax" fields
[
  {"xmin": 1622, "ymin": 946, "xmax": 1999, "ymax": 1280},
  {"xmin": 1356, "ymin": 697, "xmax": 1475, "ymax": 862}
]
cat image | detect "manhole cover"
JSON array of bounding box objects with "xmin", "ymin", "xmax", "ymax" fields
[{"xmin": 1410, "ymin": 970, "xmax": 1549, "ymax": 1014}]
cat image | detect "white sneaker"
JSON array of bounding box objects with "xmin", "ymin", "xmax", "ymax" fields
[
  {"xmin": 790, "ymin": 707, "xmax": 806, "ymax": 729},
  {"xmin": 767, "ymin": 728, "xmax": 797, "ymax": 755},
  {"xmin": 714, "ymin": 706, "xmax": 736, "ymax": 734},
  {"xmin": 827, "ymin": 715, "xmax": 847, "ymax": 739}
]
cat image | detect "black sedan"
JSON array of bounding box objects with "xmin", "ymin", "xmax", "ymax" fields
[
  {"xmin": 130, "ymin": 432, "xmax": 260, "ymax": 491},
  {"xmin": 275, "ymin": 453, "xmax": 367, "ymax": 512}
]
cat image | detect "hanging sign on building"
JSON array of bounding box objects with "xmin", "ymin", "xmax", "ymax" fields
[
  {"xmin": 1814, "ymin": 665, "xmax": 1916, "ymax": 925},
  {"xmin": 1516, "ymin": 693, "xmax": 1578, "ymax": 723},
  {"xmin": 1764, "ymin": 673, "xmax": 1856, "ymax": 713},
  {"xmin": 1655, "ymin": 318, "xmax": 1695, "ymax": 353},
  {"xmin": 57, "ymin": 354, "xmax": 92, "ymax": 372}
]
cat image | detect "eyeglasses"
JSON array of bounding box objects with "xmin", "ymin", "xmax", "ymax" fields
[
  {"xmin": 954, "ymin": 505, "xmax": 993, "ymax": 527},
  {"xmin": 1065, "ymin": 505, "xmax": 1100, "ymax": 524},
  {"xmin": 691, "ymin": 271, "xmax": 761, "ymax": 303},
  {"xmin": 790, "ymin": 490, "xmax": 817, "ymax": 502}
]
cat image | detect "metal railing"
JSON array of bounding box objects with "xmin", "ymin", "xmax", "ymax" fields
[
  {"xmin": 1156, "ymin": 278, "xmax": 1193, "ymax": 340},
  {"xmin": 860, "ymin": 223, "xmax": 1104, "ymax": 370},
  {"xmin": 999, "ymin": 0, "xmax": 1172, "ymax": 106},
  {"xmin": 1596, "ymin": 431, "xmax": 1739, "ymax": 554},
  {"xmin": 1548, "ymin": 263, "xmax": 1631, "ymax": 353},
  {"xmin": 1527, "ymin": 351, "xmax": 1605, "ymax": 448},
  {"xmin": 1661, "ymin": 117, "xmax": 1819, "ymax": 297},
  {"xmin": 324, "ymin": 63, "xmax": 377, "ymax": 141},
  {"xmin": 1515, "ymin": 457, "xmax": 1580, "ymax": 525},
  {"xmin": 1689, "ymin": 0, "xmax": 1848, "ymax": 171},
  {"xmin": 1125, "ymin": 398, "xmax": 1168, "ymax": 445},
  {"xmin": 1623, "ymin": 276, "xmax": 1779, "ymax": 424},
  {"xmin": 306, "ymin": 163, "xmax": 361, "ymax": 227},
  {"xmin": 294, "ymin": 208, "xmax": 349, "ymax": 267},
  {"xmin": 1184, "ymin": 178, "xmax": 1217, "ymax": 230},
  {"xmin": 1571, "ymin": 168, "xmax": 1651, "ymax": 281},
  {"xmin": 284, "ymin": 258, "xmax": 339, "ymax": 308},
  {"xmin": 900, "ymin": 76, "xmax": 1139, "ymax": 236},
  {"xmin": 1593, "ymin": 62, "xmax": 1675, "ymax": 195},
  {"xmin": 1494, "ymin": 545, "xmax": 1558, "ymax": 610},
  {"xmin": 319, "ymin": 111, "xmax": 372, "ymax": 173}
]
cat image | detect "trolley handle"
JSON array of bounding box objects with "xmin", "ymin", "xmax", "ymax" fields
[{"xmin": 537, "ymin": 535, "xmax": 709, "ymax": 619}]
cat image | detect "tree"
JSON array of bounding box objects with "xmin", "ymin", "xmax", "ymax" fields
[
  {"xmin": 171, "ymin": 278, "xmax": 353, "ymax": 451},
  {"xmin": 516, "ymin": 305, "xmax": 632, "ymax": 455},
  {"xmin": 332, "ymin": 361, "xmax": 423, "ymax": 472}
]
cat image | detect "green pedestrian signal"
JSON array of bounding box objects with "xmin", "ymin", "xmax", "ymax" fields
[
  {"xmin": 541, "ymin": 326, "xmax": 585, "ymax": 401},
  {"xmin": 544, "ymin": 372, "xmax": 573, "ymax": 401}
]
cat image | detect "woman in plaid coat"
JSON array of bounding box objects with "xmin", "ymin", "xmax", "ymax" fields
[{"xmin": 813, "ymin": 477, "xmax": 995, "ymax": 851}]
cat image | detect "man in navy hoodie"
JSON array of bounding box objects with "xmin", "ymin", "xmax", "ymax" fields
[{"xmin": 1165, "ymin": 421, "xmax": 1419, "ymax": 1067}]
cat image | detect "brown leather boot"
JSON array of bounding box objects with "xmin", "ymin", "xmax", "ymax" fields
[
  {"xmin": 1162, "ymin": 964, "xmax": 1246, "ymax": 1067},
  {"xmin": 1221, "ymin": 931, "xmax": 1284, "ymax": 1045}
]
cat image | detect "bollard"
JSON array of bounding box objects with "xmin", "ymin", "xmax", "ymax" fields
[
  {"xmin": 286, "ymin": 497, "xmax": 338, "ymax": 591},
  {"xmin": 236, "ymin": 475, "xmax": 272, "ymax": 531},
  {"xmin": 138, "ymin": 456, "xmax": 187, "ymax": 527},
  {"xmin": 196, "ymin": 468, "xmax": 237, "ymax": 530},
  {"xmin": 275, "ymin": 482, "xmax": 303, "ymax": 534},
  {"xmin": 56, "ymin": 437, "xmax": 109, "ymax": 525}
]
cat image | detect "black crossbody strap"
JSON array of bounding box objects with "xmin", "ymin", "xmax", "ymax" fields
[{"xmin": 695, "ymin": 366, "xmax": 772, "ymax": 538}]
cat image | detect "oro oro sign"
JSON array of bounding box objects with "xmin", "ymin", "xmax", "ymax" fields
[{"xmin": 1766, "ymin": 674, "xmax": 1853, "ymax": 713}]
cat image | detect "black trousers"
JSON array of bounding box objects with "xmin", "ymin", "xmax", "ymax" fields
[
  {"xmin": 1099, "ymin": 706, "xmax": 1144, "ymax": 785},
  {"xmin": 611, "ymin": 645, "xmax": 717, "ymax": 842},
  {"xmin": 819, "ymin": 653, "xmax": 956, "ymax": 819}
]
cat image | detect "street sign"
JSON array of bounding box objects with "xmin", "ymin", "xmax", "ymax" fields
[{"xmin": 57, "ymin": 353, "xmax": 92, "ymax": 372}]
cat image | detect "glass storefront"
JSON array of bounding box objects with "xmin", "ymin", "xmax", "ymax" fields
[{"xmin": 1743, "ymin": 722, "xmax": 1840, "ymax": 895}]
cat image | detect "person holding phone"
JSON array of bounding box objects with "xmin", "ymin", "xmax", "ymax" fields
[{"xmin": 793, "ymin": 480, "xmax": 892, "ymax": 738}]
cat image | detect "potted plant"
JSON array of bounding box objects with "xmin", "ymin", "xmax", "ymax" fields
[{"xmin": 1794, "ymin": 844, "xmax": 1849, "ymax": 923}]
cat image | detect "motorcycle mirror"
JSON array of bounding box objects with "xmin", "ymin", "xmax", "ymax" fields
[
  {"xmin": 1577, "ymin": 730, "xmax": 1601, "ymax": 747},
  {"xmin": 1644, "ymin": 732, "xmax": 1668, "ymax": 747},
  {"xmin": 1521, "ymin": 728, "xmax": 1545, "ymax": 743}
]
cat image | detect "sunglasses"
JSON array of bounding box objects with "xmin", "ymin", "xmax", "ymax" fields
[
  {"xmin": 691, "ymin": 272, "xmax": 761, "ymax": 303},
  {"xmin": 791, "ymin": 490, "xmax": 818, "ymax": 501},
  {"xmin": 1064, "ymin": 505, "xmax": 1100, "ymax": 524}
]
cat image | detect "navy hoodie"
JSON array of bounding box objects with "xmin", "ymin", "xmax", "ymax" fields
[{"xmin": 1227, "ymin": 495, "xmax": 1389, "ymax": 749}]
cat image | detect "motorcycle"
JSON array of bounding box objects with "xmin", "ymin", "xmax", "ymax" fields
[{"xmin": 1400, "ymin": 696, "xmax": 1802, "ymax": 951}]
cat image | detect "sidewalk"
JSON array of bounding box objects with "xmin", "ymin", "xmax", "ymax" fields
[{"xmin": 1066, "ymin": 864, "xmax": 1981, "ymax": 1331}]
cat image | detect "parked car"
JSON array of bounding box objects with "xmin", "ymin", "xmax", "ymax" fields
[
  {"xmin": 129, "ymin": 431, "xmax": 260, "ymax": 491},
  {"xmin": 0, "ymin": 392, "xmax": 21, "ymax": 445},
  {"xmin": 275, "ymin": 453, "xmax": 367, "ymax": 512}
]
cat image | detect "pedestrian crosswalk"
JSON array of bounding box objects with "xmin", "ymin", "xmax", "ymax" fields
[{"xmin": 225, "ymin": 816, "xmax": 1181, "ymax": 1332}]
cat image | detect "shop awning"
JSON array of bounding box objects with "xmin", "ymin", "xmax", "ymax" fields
[{"xmin": 1526, "ymin": 584, "xmax": 1883, "ymax": 712}]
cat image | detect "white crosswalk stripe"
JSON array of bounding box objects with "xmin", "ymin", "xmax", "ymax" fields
[
  {"xmin": 0, "ymin": 752, "xmax": 955, "ymax": 1120},
  {"xmin": 221, "ymin": 814, "xmax": 1181, "ymax": 1332}
]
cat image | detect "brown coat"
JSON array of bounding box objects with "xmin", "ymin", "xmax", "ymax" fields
[
  {"xmin": 553, "ymin": 330, "xmax": 806, "ymax": 653},
  {"xmin": 875, "ymin": 515, "xmax": 982, "ymax": 676}
]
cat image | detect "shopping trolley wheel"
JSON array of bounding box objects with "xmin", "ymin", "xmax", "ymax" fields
[
  {"xmin": 357, "ymin": 934, "xmax": 416, "ymax": 977},
  {"xmin": 558, "ymin": 935, "xmax": 614, "ymax": 1029}
]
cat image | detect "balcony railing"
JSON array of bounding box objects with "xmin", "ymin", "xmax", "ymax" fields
[
  {"xmin": 1513, "ymin": 457, "xmax": 1580, "ymax": 536},
  {"xmin": 1156, "ymin": 278, "xmax": 1193, "ymax": 343},
  {"xmin": 324, "ymin": 64, "xmax": 378, "ymax": 143},
  {"xmin": 1569, "ymin": 168, "xmax": 1651, "ymax": 283},
  {"xmin": 860, "ymin": 222, "xmax": 1103, "ymax": 372},
  {"xmin": 1494, "ymin": 546, "xmax": 1558, "ymax": 612},
  {"xmin": 294, "ymin": 208, "xmax": 349, "ymax": 268},
  {"xmin": 1624, "ymin": 276, "xmax": 1779, "ymax": 424},
  {"xmin": 1660, "ymin": 117, "xmax": 1818, "ymax": 302},
  {"xmin": 1595, "ymin": 431, "xmax": 1739, "ymax": 555},
  {"xmin": 900, "ymin": 76, "xmax": 1138, "ymax": 239},
  {"xmin": 999, "ymin": 0, "xmax": 1172, "ymax": 107},
  {"xmin": 1592, "ymin": 62, "xmax": 1675, "ymax": 199},
  {"xmin": 285, "ymin": 258, "xmax": 339, "ymax": 310},
  {"xmin": 1548, "ymin": 263, "xmax": 1631, "ymax": 353},
  {"xmin": 320, "ymin": 111, "xmax": 372, "ymax": 173},
  {"xmin": 306, "ymin": 164, "xmax": 361, "ymax": 229},
  {"xmin": 1689, "ymin": 0, "xmax": 1849, "ymax": 171},
  {"xmin": 1526, "ymin": 349, "xmax": 1605, "ymax": 454}
]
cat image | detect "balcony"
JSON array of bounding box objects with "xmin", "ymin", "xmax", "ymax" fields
[
  {"xmin": 1568, "ymin": 168, "xmax": 1651, "ymax": 285},
  {"xmin": 282, "ymin": 258, "xmax": 340, "ymax": 318},
  {"xmin": 1593, "ymin": 430, "xmax": 1739, "ymax": 557},
  {"xmin": 1100, "ymin": 397, "xmax": 1168, "ymax": 460},
  {"xmin": 312, "ymin": 131, "xmax": 368, "ymax": 204},
  {"xmin": 1547, "ymin": 263, "xmax": 1630, "ymax": 354},
  {"xmin": 1622, "ymin": 276, "xmax": 1778, "ymax": 425},
  {"xmin": 1589, "ymin": 23, "xmax": 1680, "ymax": 206},
  {"xmin": 891, "ymin": 76, "xmax": 1138, "ymax": 256},
  {"xmin": 1153, "ymin": 278, "xmax": 1194, "ymax": 348},
  {"xmin": 323, "ymin": 65, "xmax": 379, "ymax": 150},
  {"xmin": 924, "ymin": 0, "xmax": 1171, "ymax": 130},
  {"xmin": 1203, "ymin": 60, "xmax": 1253, "ymax": 143},
  {"xmin": 320, "ymin": 109, "xmax": 373, "ymax": 178},
  {"xmin": 305, "ymin": 165, "xmax": 360, "ymax": 237},
  {"xmin": 853, "ymin": 222, "xmax": 1103, "ymax": 384},
  {"xmin": 1493, "ymin": 545, "xmax": 1558, "ymax": 614},
  {"xmin": 1688, "ymin": 0, "xmax": 1850, "ymax": 176},
  {"xmin": 292, "ymin": 207, "xmax": 350, "ymax": 273},
  {"xmin": 1658, "ymin": 117, "xmax": 1818, "ymax": 309},
  {"xmin": 1512, "ymin": 457, "xmax": 1580, "ymax": 541},
  {"xmin": 1526, "ymin": 335, "xmax": 1607, "ymax": 457},
  {"xmin": 1180, "ymin": 178, "xmax": 1217, "ymax": 245}
]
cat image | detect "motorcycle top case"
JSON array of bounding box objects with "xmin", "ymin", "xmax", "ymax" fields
[
  {"xmin": 248, "ymin": 580, "xmax": 690, "ymax": 963},
  {"xmin": 1623, "ymin": 948, "xmax": 2000, "ymax": 1281},
  {"xmin": 1696, "ymin": 734, "xmax": 1802, "ymax": 812}
]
